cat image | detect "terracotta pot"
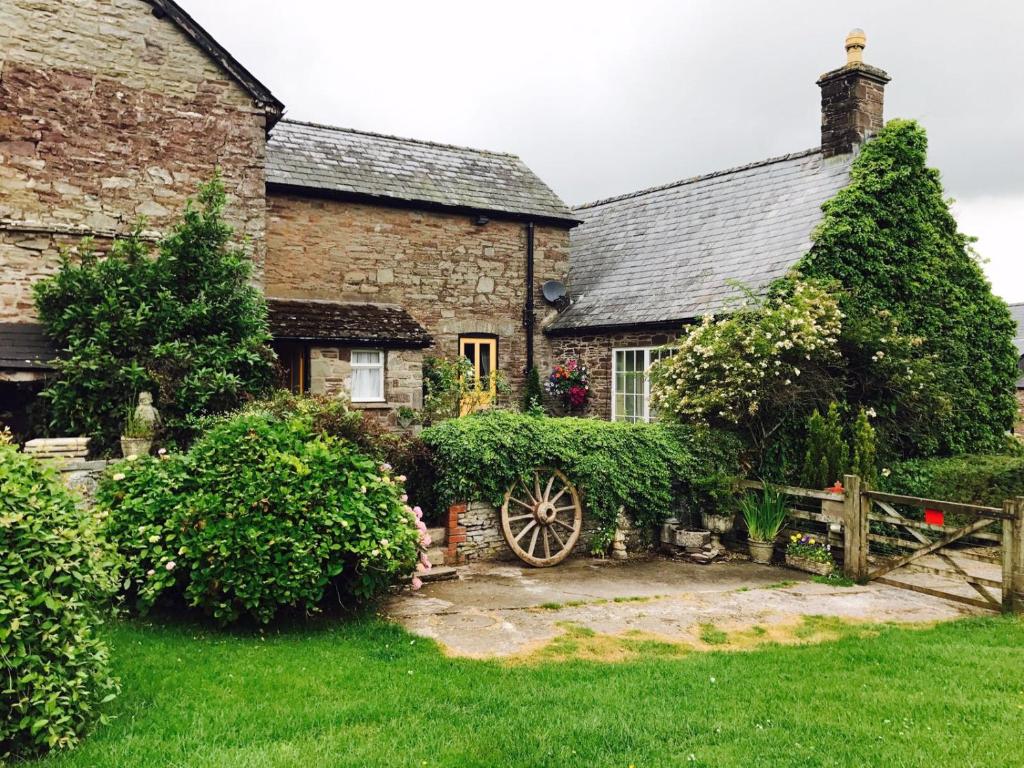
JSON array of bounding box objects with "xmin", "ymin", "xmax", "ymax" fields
[
  {"xmin": 748, "ymin": 539, "xmax": 775, "ymax": 565},
  {"xmin": 120, "ymin": 437, "xmax": 152, "ymax": 458},
  {"xmin": 785, "ymin": 553, "xmax": 834, "ymax": 576}
]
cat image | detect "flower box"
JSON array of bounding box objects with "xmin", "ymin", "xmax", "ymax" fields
[{"xmin": 784, "ymin": 553, "xmax": 834, "ymax": 576}]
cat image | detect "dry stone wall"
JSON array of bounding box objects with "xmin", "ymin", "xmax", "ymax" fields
[{"xmin": 0, "ymin": 0, "xmax": 270, "ymax": 321}]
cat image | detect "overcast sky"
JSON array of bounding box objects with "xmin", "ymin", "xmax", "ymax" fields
[{"xmin": 185, "ymin": 0, "xmax": 1023, "ymax": 302}]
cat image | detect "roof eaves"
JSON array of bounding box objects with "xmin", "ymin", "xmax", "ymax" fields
[{"xmin": 145, "ymin": 0, "xmax": 285, "ymax": 129}]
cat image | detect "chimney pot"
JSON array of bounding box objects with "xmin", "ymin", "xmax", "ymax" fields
[{"xmin": 817, "ymin": 29, "xmax": 890, "ymax": 157}]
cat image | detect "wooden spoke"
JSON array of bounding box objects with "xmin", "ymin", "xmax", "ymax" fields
[
  {"xmin": 501, "ymin": 467, "xmax": 583, "ymax": 568},
  {"xmin": 514, "ymin": 520, "xmax": 537, "ymax": 543}
]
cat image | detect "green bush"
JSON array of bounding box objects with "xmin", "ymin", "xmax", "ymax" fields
[
  {"xmin": 881, "ymin": 453, "xmax": 1024, "ymax": 508},
  {"xmin": 799, "ymin": 119, "xmax": 1019, "ymax": 455},
  {"xmin": 33, "ymin": 177, "xmax": 276, "ymax": 453},
  {"xmin": 421, "ymin": 410, "xmax": 741, "ymax": 546},
  {"xmin": 96, "ymin": 407, "xmax": 423, "ymax": 624},
  {"xmin": 0, "ymin": 445, "xmax": 118, "ymax": 760}
]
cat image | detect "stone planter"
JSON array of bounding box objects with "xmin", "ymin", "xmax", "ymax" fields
[
  {"xmin": 701, "ymin": 511, "xmax": 734, "ymax": 549},
  {"xmin": 120, "ymin": 437, "xmax": 152, "ymax": 458},
  {"xmin": 747, "ymin": 539, "xmax": 775, "ymax": 565},
  {"xmin": 785, "ymin": 553, "xmax": 834, "ymax": 576}
]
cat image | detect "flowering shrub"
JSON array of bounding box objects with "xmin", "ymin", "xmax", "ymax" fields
[
  {"xmin": 545, "ymin": 358, "xmax": 590, "ymax": 412},
  {"xmin": 1, "ymin": 445, "xmax": 118, "ymax": 760},
  {"xmin": 97, "ymin": 408, "xmax": 427, "ymax": 624},
  {"xmin": 652, "ymin": 280, "xmax": 842, "ymax": 452},
  {"xmin": 786, "ymin": 533, "xmax": 835, "ymax": 567}
]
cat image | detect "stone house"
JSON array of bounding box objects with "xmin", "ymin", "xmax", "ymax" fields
[
  {"xmin": 0, "ymin": 0, "xmax": 576, "ymax": 429},
  {"xmin": 545, "ymin": 30, "xmax": 888, "ymax": 421}
]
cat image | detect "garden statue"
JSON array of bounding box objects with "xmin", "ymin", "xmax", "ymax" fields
[
  {"xmin": 134, "ymin": 391, "xmax": 159, "ymax": 430},
  {"xmin": 120, "ymin": 391, "xmax": 158, "ymax": 458}
]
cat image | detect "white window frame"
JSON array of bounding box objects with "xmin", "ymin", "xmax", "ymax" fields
[
  {"xmin": 350, "ymin": 349, "xmax": 386, "ymax": 403},
  {"xmin": 611, "ymin": 347, "xmax": 670, "ymax": 423}
]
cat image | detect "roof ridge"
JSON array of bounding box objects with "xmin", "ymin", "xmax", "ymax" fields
[
  {"xmin": 574, "ymin": 147, "xmax": 824, "ymax": 210},
  {"xmin": 276, "ymin": 118, "xmax": 518, "ymax": 159}
]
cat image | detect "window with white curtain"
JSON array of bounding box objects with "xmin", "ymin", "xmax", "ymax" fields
[
  {"xmin": 612, "ymin": 347, "xmax": 671, "ymax": 423},
  {"xmin": 350, "ymin": 350, "xmax": 385, "ymax": 402}
]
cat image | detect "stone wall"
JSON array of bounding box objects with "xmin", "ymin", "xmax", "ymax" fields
[
  {"xmin": 310, "ymin": 345, "xmax": 422, "ymax": 426},
  {"xmin": 445, "ymin": 500, "xmax": 650, "ymax": 564},
  {"xmin": 265, "ymin": 193, "xmax": 572, "ymax": 400},
  {"xmin": 0, "ymin": 0, "xmax": 270, "ymax": 321},
  {"xmin": 545, "ymin": 328, "xmax": 680, "ymax": 420}
]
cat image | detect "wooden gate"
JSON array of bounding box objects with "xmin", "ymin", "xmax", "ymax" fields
[{"xmin": 850, "ymin": 487, "xmax": 1024, "ymax": 612}]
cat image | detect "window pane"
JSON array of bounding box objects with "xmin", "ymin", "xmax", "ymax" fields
[
  {"xmin": 479, "ymin": 342, "xmax": 492, "ymax": 381},
  {"xmin": 352, "ymin": 350, "xmax": 381, "ymax": 367},
  {"xmin": 351, "ymin": 367, "xmax": 381, "ymax": 400}
]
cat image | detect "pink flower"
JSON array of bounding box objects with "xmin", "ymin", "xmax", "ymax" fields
[
  {"xmin": 416, "ymin": 562, "xmax": 427, "ymax": 573},
  {"xmin": 165, "ymin": 561, "xmax": 176, "ymax": 571},
  {"xmin": 419, "ymin": 552, "xmax": 433, "ymax": 570},
  {"xmin": 411, "ymin": 576, "xmax": 423, "ymax": 590},
  {"xmin": 421, "ymin": 533, "xmax": 432, "ymax": 547},
  {"xmin": 413, "ymin": 506, "xmax": 423, "ymax": 520},
  {"xmin": 401, "ymin": 494, "xmax": 408, "ymax": 503}
]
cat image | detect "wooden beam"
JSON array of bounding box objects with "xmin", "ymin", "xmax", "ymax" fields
[
  {"xmin": 868, "ymin": 518, "xmax": 994, "ymax": 580},
  {"xmin": 874, "ymin": 577, "xmax": 1001, "ymax": 612},
  {"xmin": 741, "ymin": 479, "xmax": 842, "ymax": 502},
  {"xmin": 863, "ymin": 491, "xmax": 1009, "ymax": 520}
]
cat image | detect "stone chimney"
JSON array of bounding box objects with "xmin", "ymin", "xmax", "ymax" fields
[{"xmin": 817, "ymin": 29, "xmax": 891, "ymax": 158}]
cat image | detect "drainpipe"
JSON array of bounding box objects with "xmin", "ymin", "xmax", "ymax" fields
[{"xmin": 524, "ymin": 221, "xmax": 535, "ymax": 374}]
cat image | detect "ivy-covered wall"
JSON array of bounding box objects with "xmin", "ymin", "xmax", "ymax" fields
[{"xmin": 798, "ymin": 120, "xmax": 1019, "ymax": 456}]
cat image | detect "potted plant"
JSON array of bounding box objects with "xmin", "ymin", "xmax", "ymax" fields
[
  {"xmin": 396, "ymin": 406, "xmax": 420, "ymax": 430},
  {"xmin": 120, "ymin": 407, "xmax": 153, "ymax": 458},
  {"xmin": 784, "ymin": 533, "xmax": 836, "ymax": 576},
  {"xmin": 738, "ymin": 483, "xmax": 787, "ymax": 564},
  {"xmin": 544, "ymin": 358, "xmax": 591, "ymax": 413}
]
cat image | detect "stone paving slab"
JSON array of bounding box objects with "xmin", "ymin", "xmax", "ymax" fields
[{"xmin": 383, "ymin": 557, "xmax": 982, "ymax": 658}]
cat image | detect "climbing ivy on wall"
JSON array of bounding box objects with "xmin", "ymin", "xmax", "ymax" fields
[{"xmin": 797, "ymin": 119, "xmax": 1018, "ymax": 456}]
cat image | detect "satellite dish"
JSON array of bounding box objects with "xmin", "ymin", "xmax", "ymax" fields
[{"xmin": 542, "ymin": 280, "xmax": 567, "ymax": 304}]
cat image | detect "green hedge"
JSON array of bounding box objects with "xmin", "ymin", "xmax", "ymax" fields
[
  {"xmin": 421, "ymin": 411, "xmax": 741, "ymax": 547},
  {"xmin": 881, "ymin": 453, "xmax": 1024, "ymax": 508}
]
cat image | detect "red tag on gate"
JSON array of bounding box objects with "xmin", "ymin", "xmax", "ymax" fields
[{"xmin": 924, "ymin": 509, "xmax": 944, "ymax": 526}]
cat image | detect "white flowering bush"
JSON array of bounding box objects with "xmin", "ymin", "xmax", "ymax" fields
[
  {"xmin": 96, "ymin": 410, "xmax": 427, "ymax": 624},
  {"xmin": 651, "ymin": 281, "xmax": 843, "ymax": 450}
]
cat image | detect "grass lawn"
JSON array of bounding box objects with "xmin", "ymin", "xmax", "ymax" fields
[{"xmin": 36, "ymin": 615, "xmax": 1024, "ymax": 768}]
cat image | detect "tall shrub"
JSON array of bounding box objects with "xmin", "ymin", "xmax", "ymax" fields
[
  {"xmin": 799, "ymin": 403, "xmax": 847, "ymax": 489},
  {"xmin": 34, "ymin": 177, "xmax": 276, "ymax": 452},
  {"xmin": 0, "ymin": 444, "xmax": 118, "ymax": 760},
  {"xmin": 798, "ymin": 119, "xmax": 1018, "ymax": 455}
]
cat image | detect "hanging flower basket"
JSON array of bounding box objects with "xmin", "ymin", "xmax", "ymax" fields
[{"xmin": 544, "ymin": 358, "xmax": 591, "ymax": 412}]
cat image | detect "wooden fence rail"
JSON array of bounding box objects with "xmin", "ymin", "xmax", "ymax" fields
[{"xmin": 739, "ymin": 475, "xmax": 1024, "ymax": 613}]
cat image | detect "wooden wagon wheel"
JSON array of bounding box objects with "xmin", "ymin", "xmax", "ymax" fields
[{"xmin": 501, "ymin": 467, "xmax": 582, "ymax": 567}]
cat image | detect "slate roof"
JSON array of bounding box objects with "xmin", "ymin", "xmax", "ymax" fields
[
  {"xmin": 267, "ymin": 298, "xmax": 432, "ymax": 348},
  {"xmin": 0, "ymin": 323, "xmax": 56, "ymax": 370},
  {"xmin": 266, "ymin": 120, "xmax": 578, "ymax": 224},
  {"xmin": 548, "ymin": 149, "xmax": 854, "ymax": 332}
]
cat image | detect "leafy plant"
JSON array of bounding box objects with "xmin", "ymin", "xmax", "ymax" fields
[
  {"xmin": 738, "ymin": 484, "xmax": 788, "ymax": 543},
  {"xmin": 0, "ymin": 445, "xmax": 119, "ymax": 760},
  {"xmin": 799, "ymin": 403, "xmax": 848, "ymax": 489},
  {"xmin": 421, "ymin": 410, "xmax": 741, "ymax": 546},
  {"xmin": 522, "ymin": 365, "xmax": 545, "ymax": 413},
  {"xmin": 33, "ymin": 177, "xmax": 276, "ymax": 453},
  {"xmin": 850, "ymin": 408, "xmax": 878, "ymax": 486},
  {"xmin": 881, "ymin": 452, "xmax": 1024, "ymax": 509},
  {"xmin": 96, "ymin": 407, "xmax": 425, "ymax": 624},
  {"xmin": 121, "ymin": 405, "xmax": 154, "ymax": 439}
]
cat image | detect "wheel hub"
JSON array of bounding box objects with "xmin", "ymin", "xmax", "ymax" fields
[{"xmin": 534, "ymin": 501, "xmax": 557, "ymax": 525}]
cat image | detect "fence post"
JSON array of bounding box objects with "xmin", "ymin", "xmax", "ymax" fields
[
  {"xmin": 1014, "ymin": 498, "xmax": 1024, "ymax": 613},
  {"xmin": 1001, "ymin": 500, "xmax": 1015, "ymax": 612},
  {"xmin": 842, "ymin": 474, "xmax": 867, "ymax": 581}
]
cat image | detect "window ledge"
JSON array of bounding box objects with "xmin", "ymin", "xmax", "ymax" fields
[{"xmin": 351, "ymin": 401, "xmax": 392, "ymax": 410}]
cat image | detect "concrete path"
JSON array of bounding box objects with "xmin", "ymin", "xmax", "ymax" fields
[{"xmin": 383, "ymin": 556, "xmax": 983, "ymax": 658}]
